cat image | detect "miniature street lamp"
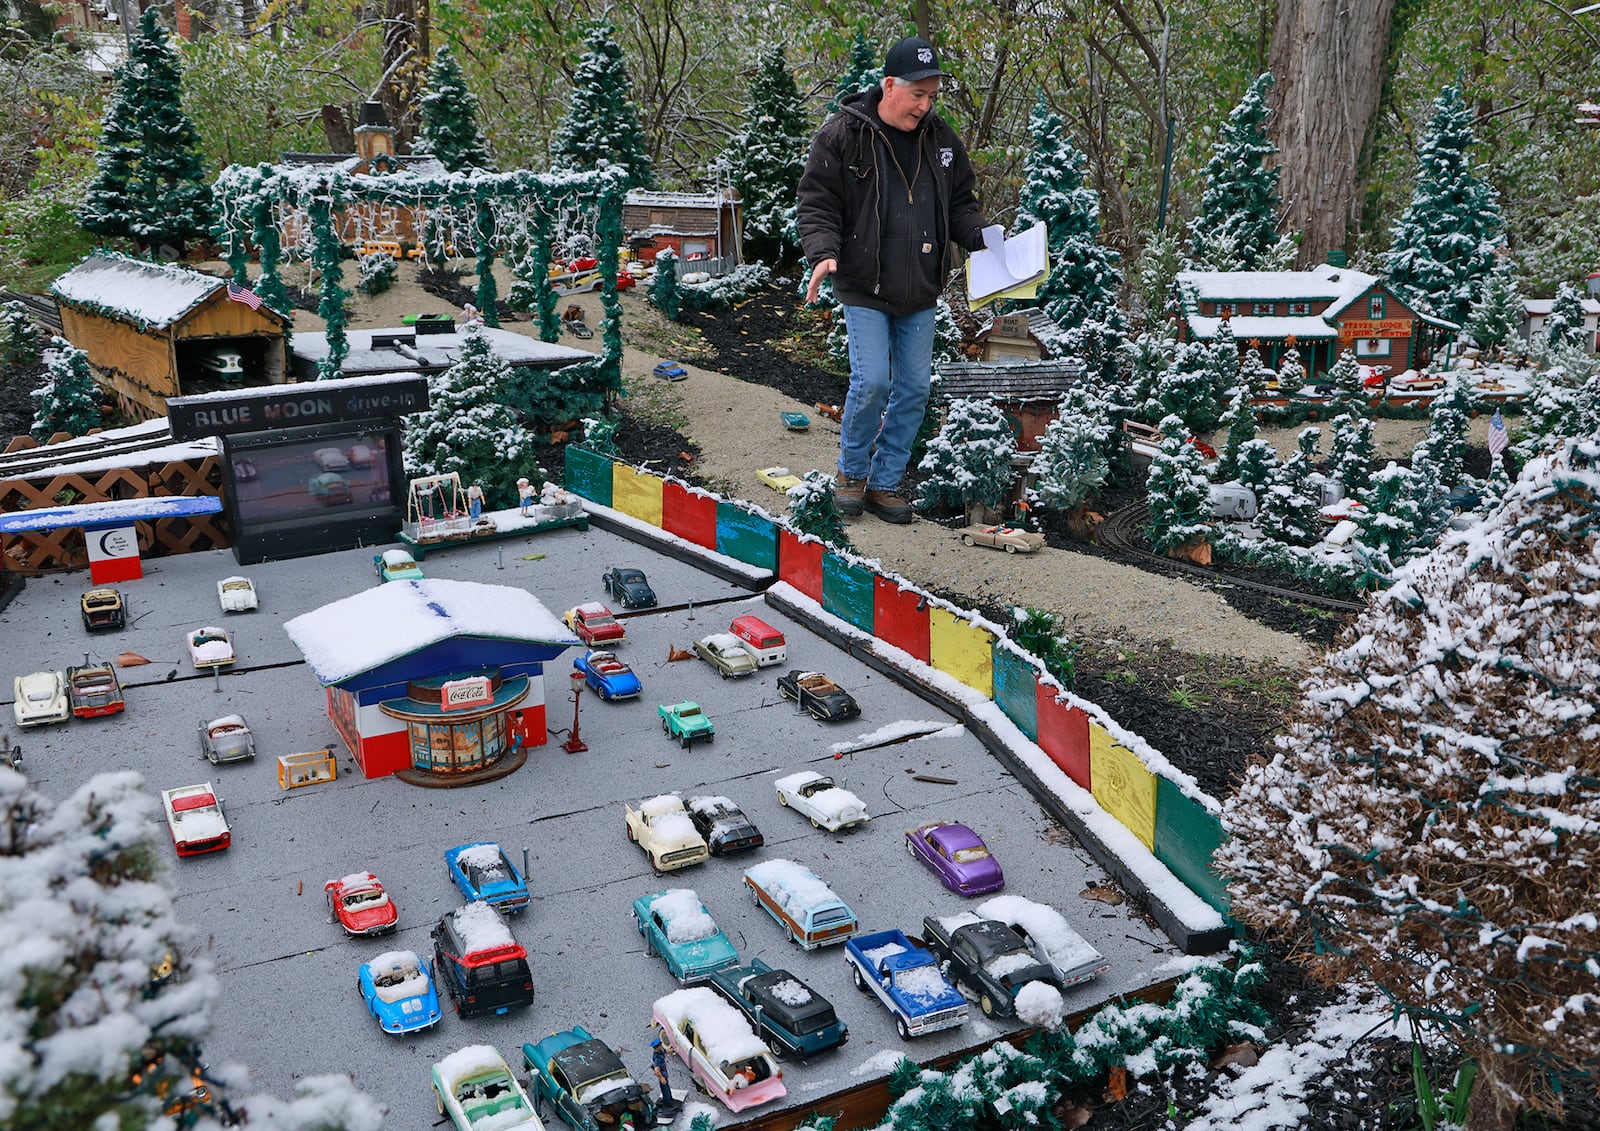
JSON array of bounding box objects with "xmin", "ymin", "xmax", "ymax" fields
[{"xmin": 563, "ymin": 671, "xmax": 588, "ymax": 753}]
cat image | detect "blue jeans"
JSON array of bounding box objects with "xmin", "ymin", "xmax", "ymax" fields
[{"xmin": 839, "ymin": 304, "xmax": 937, "ymax": 490}]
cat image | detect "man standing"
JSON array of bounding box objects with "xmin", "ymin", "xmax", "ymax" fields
[{"xmin": 797, "ymin": 36, "xmax": 991, "ymax": 523}]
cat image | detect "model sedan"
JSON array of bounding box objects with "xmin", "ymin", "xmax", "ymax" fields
[
  {"xmin": 652, "ymin": 361, "xmax": 688, "ymax": 381},
  {"xmin": 906, "ymin": 822, "xmax": 1005, "ymax": 895},
  {"xmin": 325, "ymin": 871, "xmax": 400, "ymax": 936},
  {"xmin": 692, "ymin": 633, "xmax": 759, "ymax": 679},
  {"xmin": 13, "ymin": 670, "xmax": 67, "ymax": 728},
  {"xmin": 774, "ymin": 770, "xmax": 869, "ymax": 831},
  {"xmin": 572, "ymin": 650, "xmax": 641, "ymax": 701},
  {"xmin": 80, "ymin": 587, "xmax": 125, "ymax": 632},
  {"xmin": 308, "ymin": 471, "xmax": 353, "ymax": 504},
  {"xmin": 756, "ymin": 467, "xmax": 803, "ymax": 493},
  {"xmin": 187, "ymin": 626, "xmax": 235, "ymax": 669},
  {"xmin": 706, "ymin": 959, "xmax": 848, "ymax": 1058},
  {"xmin": 601, "ymin": 566, "xmax": 656, "ymax": 609},
  {"xmin": 522, "ymin": 1027, "xmax": 656, "ymax": 1131},
  {"xmin": 375, "ymin": 548, "xmax": 424, "ymax": 582},
  {"xmin": 199, "ymin": 714, "xmax": 256, "ymax": 764},
  {"xmin": 563, "ymin": 603, "xmax": 626, "ymax": 646},
  {"xmin": 776, "ymin": 671, "xmax": 861, "ymax": 721},
  {"xmin": 959, "ymin": 523, "xmax": 1046, "ymax": 554},
  {"xmin": 632, "ymin": 888, "xmax": 738, "ymax": 983},
  {"xmin": 357, "ymin": 949, "xmax": 441, "ymax": 1034},
  {"xmin": 66, "ymin": 662, "xmax": 124, "ymax": 719},
  {"xmin": 313, "ymin": 446, "xmax": 352, "ymax": 472},
  {"xmin": 976, "ymin": 894, "xmax": 1110, "ymax": 989},
  {"xmin": 217, "ymin": 575, "xmax": 259, "ymax": 612},
  {"xmin": 431, "ymin": 1045, "xmax": 543, "ymax": 1131},
  {"xmin": 445, "ymin": 842, "xmax": 531, "ymax": 914},
  {"xmin": 686, "ymin": 795, "xmax": 764, "ymax": 856}
]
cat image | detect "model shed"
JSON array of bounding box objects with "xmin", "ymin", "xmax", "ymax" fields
[{"xmin": 51, "ymin": 252, "xmax": 290, "ymax": 421}]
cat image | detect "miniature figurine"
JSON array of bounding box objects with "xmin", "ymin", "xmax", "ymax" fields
[
  {"xmin": 467, "ymin": 483, "xmax": 485, "ymax": 520},
  {"xmin": 517, "ymin": 477, "xmax": 535, "ymax": 516},
  {"xmin": 650, "ymin": 1036, "xmax": 674, "ymax": 1105},
  {"xmin": 461, "ymin": 302, "xmax": 485, "ymax": 327}
]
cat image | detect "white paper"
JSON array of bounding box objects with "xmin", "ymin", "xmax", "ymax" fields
[{"xmin": 967, "ymin": 222, "xmax": 1048, "ymax": 303}]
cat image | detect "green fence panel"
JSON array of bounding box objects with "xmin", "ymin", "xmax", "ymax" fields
[
  {"xmin": 564, "ymin": 446, "xmax": 614, "ymax": 506},
  {"xmin": 714, "ymin": 502, "xmax": 778, "ymax": 572},
  {"xmin": 1153, "ymin": 776, "xmax": 1232, "ymax": 915},
  {"xmin": 821, "ymin": 553, "xmax": 875, "ymax": 632},
  {"xmin": 991, "ymin": 647, "xmax": 1039, "ymax": 741}
]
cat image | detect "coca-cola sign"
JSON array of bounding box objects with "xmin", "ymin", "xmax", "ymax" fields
[{"xmin": 441, "ymin": 676, "xmax": 493, "ymax": 711}]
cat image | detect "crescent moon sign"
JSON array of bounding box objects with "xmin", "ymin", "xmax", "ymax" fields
[{"xmin": 98, "ymin": 530, "xmax": 133, "ymax": 557}]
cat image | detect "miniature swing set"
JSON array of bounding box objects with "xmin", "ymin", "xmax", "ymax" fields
[{"xmin": 395, "ymin": 471, "xmax": 589, "ymax": 560}]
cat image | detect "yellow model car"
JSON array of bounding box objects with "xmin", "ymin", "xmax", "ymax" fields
[{"xmin": 756, "ymin": 467, "xmax": 803, "ymax": 493}]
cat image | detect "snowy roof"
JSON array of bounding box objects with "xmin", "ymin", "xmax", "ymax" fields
[
  {"xmin": 0, "ymin": 495, "xmax": 222, "ymax": 533},
  {"xmin": 291, "ymin": 327, "xmax": 589, "ymax": 375},
  {"xmin": 1176, "ymin": 263, "xmax": 1376, "ymax": 305},
  {"xmin": 626, "ymin": 190, "xmax": 729, "ymax": 209},
  {"xmin": 449, "ymin": 901, "xmax": 516, "ymax": 952},
  {"xmin": 279, "ymin": 152, "xmax": 452, "ymax": 179},
  {"xmin": 977, "ymin": 895, "xmax": 1103, "ymax": 973},
  {"xmin": 283, "ymin": 578, "xmax": 579, "ymax": 685},
  {"xmin": 654, "ymin": 987, "xmax": 770, "ymax": 1063},
  {"xmin": 1184, "ymin": 315, "xmax": 1340, "ymax": 341},
  {"xmin": 743, "ymin": 859, "xmax": 845, "ymax": 914},
  {"xmin": 52, "ymin": 254, "xmax": 276, "ymax": 330},
  {"xmin": 936, "ymin": 359, "xmax": 1087, "ymax": 401},
  {"xmin": 647, "ymin": 889, "xmax": 719, "ymax": 945},
  {"xmin": 1524, "ymin": 298, "xmax": 1600, "ymax": 316}
]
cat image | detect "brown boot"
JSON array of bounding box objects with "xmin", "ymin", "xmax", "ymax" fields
[
  {"xmin": 834, "ymin": 475, "xmax": 866, "ymax": 516},
  {"xmin": 864, "ymin": 487, "xmax": 915, "ymax": 524}
]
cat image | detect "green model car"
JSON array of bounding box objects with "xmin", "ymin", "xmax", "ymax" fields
[{"xmin": 658, "ymin": 701, "xmax": 714, "ymax": 748}]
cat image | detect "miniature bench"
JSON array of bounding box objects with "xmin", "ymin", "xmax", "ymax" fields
[{"xmin": 278, "ymin": 749, "xmax": 337, "ymax": 790}]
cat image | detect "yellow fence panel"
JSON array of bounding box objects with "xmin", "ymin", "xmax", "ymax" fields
[
  {"xmin": 278, "ymin": 749, "xmax": 337, "ymax": 791},
  {"xmin": 927, "ymin": 607, "xmax": 994, "ymax": 697},
  {"xmin": 1089, "ymin": 723, "xmax": 1157, "ymax": 848},
  {"xmin": 611, "ymin": 465, "xmax": 665, "ymax": 527}
]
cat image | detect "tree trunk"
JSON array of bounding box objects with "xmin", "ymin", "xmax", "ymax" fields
[{"xmin": 1266, "ymin": 0, "xmax": 1398, "ymax": 265}]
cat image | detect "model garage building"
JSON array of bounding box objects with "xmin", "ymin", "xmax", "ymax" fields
[{"xmin": 284, "ymin": 578, "xmax": 579, "ymax": 778}]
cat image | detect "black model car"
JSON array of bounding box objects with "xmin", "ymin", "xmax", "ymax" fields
[
  {"xmin": 686, "ymin": 795, "xmax": 764, "ymax": 856},
  {"xmin": 921, "ymin": 913, "xmax": 1061, "ymax": 1019},
  {"xmin": 522, "ymin": 1027, "xmax": 656, "ymax": 1131},
  {"xmin": 81, "ymin": 588, "xmax": 126, "ymax": 632},
  {"xmin": 776, "ymin": 670, "xmax": 862, "ymax": 722},
  {"xmin": 706, "ymin": 959, "xmax": 848, "ymax": 1057},
  {"xmin": 601, "ymin": 566, "xmax": 657, "ymax": 609},
  {"xmin": 430, "ymin": 903, "xmax": 534, "ymax": 1019}
]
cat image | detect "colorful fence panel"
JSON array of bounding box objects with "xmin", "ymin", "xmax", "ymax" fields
[
  {"xmin": 821, "ymin": 553, "xmax": 875, "ymax": 632},
  {"xmin": 991, "ymin": 647, "xmax": 1039, "ymax": 741},
  {"xmin": 778, "ymin": 530, "xmax": 824, "ymax": 601},
  {"xmin": 1153, "ymin": 777, "xmax": 1231, "ymax": 914},
  {"xmin": 871, "ymin": 577, "xmax": 932, "ymax": 664},
  {"xmin": 1089, "ymin": 723, "xmax": 1157, "ymax": 848},
  {"xmin": 1035, "ymin": 688, "xmax": 1091, "ymax": 788},
  {"xmin": 563, "ymin": 445, "xmax": 613, "ymax": 507},
  {"xmin": 662, "ymin": 482, "xmax": 717, "ymax": 549},
  {"xmin": 714, "ymin": 503, "xmax": 778, "ymax": 572},
  {"xmin": 927, "ymin": 607, "xmax": 994, "ymax": 697},
  {"xmin": 610, "ymin": 465, "xmax": 664, "ymax": 527}
]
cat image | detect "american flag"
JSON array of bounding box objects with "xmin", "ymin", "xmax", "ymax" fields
[
  {"xmin": 226, "ymin": 283, "xmax": 263, "ymax": 311},
  {"xmin": 1487, "ymin": 409, "xmax": 1509, "ymax": 458}
]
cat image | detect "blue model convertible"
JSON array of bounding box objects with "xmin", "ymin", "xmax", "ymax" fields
[
  {"xmin": 357, "ymin": 950, "xmax": 442, "ymax": 1035},
  {"xmin": 632, "ymin": 888, "xmax": 738, "ymax": 983},
  {"xmin": 522, "ymin": 1026, "xmax": 657, "ymax": 1131},
  {"xmin": 444, "ymin": 842, "xmax": 531, "ymax": 913},
  {"xmin": 573, "ymin": 650, "xmax": 642, "ymax": 701}
]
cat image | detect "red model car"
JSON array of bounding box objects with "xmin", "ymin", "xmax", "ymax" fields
[
  {"xmin": 324, "ymin": 871, "xmax": 400, "ymax": 936},
  {"xmin": 563, "ymin": 602, "xmax": 627, "ymax": 646}
]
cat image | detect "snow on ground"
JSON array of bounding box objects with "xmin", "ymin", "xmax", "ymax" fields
[
  {"xmin": 851, "ymin": 1050, "xmax": 912, "ymax": 1078},
  {"xmin": 827, "ymin": 719, "xmax": 956, "ymax": 754}
]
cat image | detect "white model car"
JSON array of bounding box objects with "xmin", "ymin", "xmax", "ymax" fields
[
  {"xmin": 13, "ymin": 670, "xmax": 68, "ymax": 727},
  {"xmin": 625, "ymin": 794, "xmax": 709, "ymax": 871},
  {"xmin": 187, "ymin": 626, "xmax": 235, "ymax": 669},
  {"xmin": 774, "ymin": 770, "xmax": 869, "ymax": 831},
  {"xmin": 160, "ymin": 783, "xmax": 231, "ymax": 856},
  {"xmin": 975, "ymin": 894, "xmax": 1111, "ymax": 988},
  {"xmin": 691, "ymin": 633, "xmax": 759, "ymax": 679},
  {"xmin": 313, "ymin": 446, "xmax": 352, "ymax": 472},
  {"xmin": 431, "ymin": 1045, "xmax": 543, "ymax": 1131},
  {"xmin": 216, "ymin": 575, "xmax": 259, "ymax": 613}
]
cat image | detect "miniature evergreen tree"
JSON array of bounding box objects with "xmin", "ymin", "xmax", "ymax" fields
[
  {"xmin": 1189, "ymin": 74, "xmax": 1284, "ymax": 271},
  {"xmin": 1329, "ymin": 413, "xmax": 1375, "ymax": 495},
  {"xmin": 414, "ymin": 45, "xmax": 496, "ymax": 172},
  {"xmin": 915, "ymin": 398, "xmax": 1017, "ymax": 516},
  {"xmin": 1011, "ymin": 608, "xmax": 1077, "ymax": 690},
  {"xmin": 79, "ymin": 8, "xmax": 213, "ymax": 254},
  {"xmin": 1233, "ymin": 437, "xmax": 1280, "ymax": 506},
  {"xmin": 1407, "ymin": 442, "xmax": 1452, "ymax": 546},
  {"xmin": 1237, "ymin": 345, "xmax": 1267, "ymax": 396},
  {"xmin": 1257, "ymin": 443, "xmax": 1322, "ymax": 547},
  {"xmin": 1325, "ymin": 348, "xmax": 1367, "ymax": 421},
  {"xmin": 1145, "ymin": 414, "xmax": 1214, "ymax": 554},
  {"xmin": 1134, "ymin": 228, "xmax": 1181, "ymax": 327},
  {"xmin": 550, "ymin": 22, "xmax": 654, "ymax": 190},
  {"xmin": 786, "ymin": 470, "xmax": 851, "ymax": 549},
  {"xmin": 580, "ymin": 413, "xmax": 621, "ymax": 455},
  {"xmin": 0, "ymin": 300, "xmax": 44, "ymax": 365},
  {"xmin": 1033, "ymin": 406, "xmax": 1109, "ymax": 514},
  {"xmin": 403, "ymin": 327, "xmax": 529, "ymax": 506},
  {"xmin": 357, "ymin": 250, "xmax": 398, "ymax": 295},
  {"xmin": 1353, "ymin": 461, "xmax": 1421, "ymax": 571},
  {"xmin": 1155, "ymin": 346, "xmax": 1222, "ymax": 433},
  {"xmin": 1202, "ymin": 320, "xmax": 1241, "ymax": 406},
  {"xmin": 724, "ymin": 45, "xmax": 808, "ymax": 264},
  {"xmin": 1014, "ymin": 92, "xmax": 1122, "ymax": 331},
  {"xmin": 649, "ymin": 249, "xmax": 682, "ymax": 321},
  {"xmin": 1464, "ymin": 264, "xmax": 1523, "ymax": 356},
  {"xmin": 1424, "ymin": 372, "xmax": 1473, "ymax": 486},
  {"xmin": 1275, "ymin": 346, "xmax": 1306, "ymax": 396},
  {"xmin": 830, "ymin": 29, "xmax": 881, "ymax": 111},
  {"xmin": 1545, "ymin": 282, "xmax": 1588, "ymax": 351},
  {"xmin": 1513, "ymin": 365, "xmax": 1583, "ymax": 461},
  {"xmin": 1215, "ymin": 386, "xmax": 1256, "ymax": 483},
  {"xmin": 1381, "ymin": 86, "xmax": 1504, "ymax": 326},
  {"xmin": 31, "ymin": 338, "xmax": 100, "ymax": 439}
]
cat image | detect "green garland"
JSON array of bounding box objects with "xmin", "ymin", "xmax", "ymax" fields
[
  {"xmin": 307, "ymin": 195, "xmax": 348, "ymax": 378},
  {"xmin": 474, "ymin": 191, "xmax": 499, "ymax": 327}
]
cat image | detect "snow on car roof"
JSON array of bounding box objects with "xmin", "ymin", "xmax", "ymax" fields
[
  {"xmin": 640, "ymin": 794, "xmax": 686, "ymax": 819},
  {"xmin": 767, "ymin": 978, "xmax": 812, "ymax": 1007},
  {"xmin": 703, "ymin": 632, "xmax": 744, "ymax": 651},
  {"xmin": 284, "ymin": 579, "xmax": 578, "ymax": 685},
  {"xmin": 803, "ymin": 786, "xmax": 865, "ymax": 822},
  {"xmin": 687, "ymin": 795, "xmax": 736, "ymax": 814},
  {"xmin": 450, "ymin": 901, "xmax": 515, "ymax": 952},
  {"xmin": 335, "ymin": 871, "xmax": 381, "ymax": 889},
  {"xmin": 435, "ymin": 1043, "xmax": 511, "ymax": 1083},
  {"xmin": 744, "ymin": 859, "xmax": 842, "ymax": 915},
  {"xmin": 648, "ymin": 889, "xmax": 719, "ymax": 945},
  {"xmin": 651, "ymin": 812, "xmax": 699, "ymax": 844},
  {"xmin": 455, "ymin": 843, "xmax": 508, "ymax": 870},
  {"xmin": 860, "ymin": 940, "xmax": 907, "ymax": 965},
  {"xmin": 654, "ymin": 987, "xmax": 770, "ymax": 1063},
  {"xmin": 775, "ymin": 771, "xmax": 826, "ymax": 793},
  {"xmin": 576, "ymin": 601, "xmax": 610, "ymax": 615},
  {"xmin": 977, "ymin": 895, "xmax": 1101, "ymax": 971},
  {"xmin": 381, "ymin": 549, "xmax": 415, "ymax": 565}
]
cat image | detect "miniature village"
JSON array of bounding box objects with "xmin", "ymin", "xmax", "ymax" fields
[{"xmin": 0, "ymin": 9, "xmax": 1597, "ymax": 1131}]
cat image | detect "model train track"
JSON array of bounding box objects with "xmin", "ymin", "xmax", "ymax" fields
[
  {"xmin": 1094, "ymin": 502, "xmax": 1369, "ymax": 614},
  {"xmin": 2, "ymin": 290, "xmax": 63, "ymax": 335}
]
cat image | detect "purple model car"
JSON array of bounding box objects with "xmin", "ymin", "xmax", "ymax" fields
[{"xmin": 905, "ymin": 822, "xmax": 1005, "ymax": 895}]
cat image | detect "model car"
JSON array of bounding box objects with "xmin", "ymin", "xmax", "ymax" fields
[
  {"xmin": 975, "ymin": 894, "xmax": 1110, "ymax": 989},
  {"xmin": 445, "ymin": 841, "xmax": 531, "ymax": 913},
  {"xmin": 775, "ymin": 671, "xmax": 861, "ymax": 721},
  {"xmin": 652, "ymin": 361, "xmax": 688, "ymax": 381},
  {"xmin": 706, "ymin": 959, "xmax": 848, "ymax": 1058},
  {"xmin": 431, "ymin": 1045, "xmax": 543, "ymax": 1131},
  {"xmin": 780, "ymin": 411, "xmax": 810, "ymax": 431},
  {"xmin": 13, "ymin": 670, "xmax": 67, "ymax": 728},
  {"xmin": 756, "ymin": 467, "xmax": 803, "ymax": 493},
  {"xmin": 905, "ymin": 822, "xmax": 1005, "ymax": 895},
  {"xmin": 686, "ymin": 795, "xmax": 764, "ymax": 855},
  {"xmin": 958, "ymin": 523, "xmax": 1046, "ymax": 554},
  {"xmin": 632, "ymin": 888, "xmax": 738, "ymax": 983},
  {"xmin": 198, "ymin": 714, "xmax": 255, "ymax": 764},
  {"xmin": 231, "ymin": 456, "xmax": 259, "ymax": 481},
  {"xmin": 431, "ymin": 904, "xmax": 534, "ymax": 1018},
  {"xmin": 615, "ymin": 272, "xmax": 637, "ymax": 291},
  {"xmin": 66, "ymin": 661, "xmax": 124, "ymax": 719},
  {"xmin": 325, "ymin": 871, "xmax": 400, "ymax": 936},
  {"xmin": 187, "ymin": 626, "xmax": 234, "ymax": 669},
  {"xmin": 692, "ymin": 633, "xmax": 759, "ymax": 679},
  {"xmin": 313, "ymin": 446, "xmax": 352, "ymax": 472},
  {"xmin": 160, "ymin": 783, "xmax": 230, "ymax": 856},
  {"xmin": 920, "ymin": 912, "xmax": 1063, "ymax": 1019},
  {"xmin": 1392, "ymin": 372, "xmax": 1448, "ymax": 393},
  {"xmin": 774, "ymin": 770, "xmax": 869, "ymax": 831},
  {"xmin": 572, "ymin": 650, "xmax": 641, "ymax": 701},
  {"xmin": 522, "ymin": 1027, "xmax": 656, "ymax": 1131},
  {"xmin": 659, "ymin": 701, "xmax": 713, "ymax": 747},
  {"xmin": 308, "ymin": 471, "xmax": 352, "ymax": 504},
  {"xmin": 845, "ymin": 929, "xmax": 967, "ymax": 1039},
  {"xmin": 347, "ymin": 442, "xmax": 377, "ymax": 467},
  {"xmin": 375, "ymin": 548, "xmax": 425, "ymax": 583},
  {"xmin": 563, "ymin": 603, "xmax": 626, "ymax": 646},
  {"xmin": 652, "ymin": 988, "xmax": 787, "ymax": 1113},
  {"xmin": 80, "ymin": 588, "xmax": 126, "ymax": 632},
  {"xmin": 744, "ymin": 858, "xmax": 858, "ymax": 950},
  {"xmin": 217, "ymin": 575, "xmax": 259, "ymax": 612},
  {"xmin": 626, "ymin": 794, "xmax": 709, "ymax": 872},
  {"xmin": 358, "ymin": 949, "xmax": 441, "ymax": 1034},
  {"xmin": 601, "ymin": 566, "xmax": 657, "ymax": 609},
  {"xmin": 566, "ymin": 319, "xmax": 594, "ymax": 339}
]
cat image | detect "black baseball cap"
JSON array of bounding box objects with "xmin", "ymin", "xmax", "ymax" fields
[{"xmin": 884, "ymin": 36, "xmax": 950, "ymax": 83}]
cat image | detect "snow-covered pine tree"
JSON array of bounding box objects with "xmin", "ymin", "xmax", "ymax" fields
[
  {"xmin": 1189, "ymin": 74, "xmax": 1285, "ymax": 271},
  {"xmin": 79, "ymin": 8, "xmax": 213, "ymax": 254},
  {"xmin": 1233, "ymin": 437, "xmax": 1280, "ymax": 506},
  {"xmin": 579, "ymin": 413, "xmax": 620, "ymax": 455},
  {"xmin": 1218, "ymin": 453, "xmax": 1600, "ymax": 1131},
  {"xmin": 786, "ymin": 470, "xmax": 851, "ymax": 549},
  {"xmin": 1512, "ymin": 366, "xmax": 1581, "ymax": 462},
  {"xmin": 1215, "ymin": 386, "xmax": 1256, "ymax": 483},
  {"xmin": 0, "ymin": 301, "xmax": 44, "ymax": 365},
  {"xmin": 830, "ymin": 29, "xmax": 881, "ymax": 111},
  {"xmin": 402, "ymin": 327, "xmax": 528, "ymax": 506},
  {"xmin": 1544, "ymin": 282, "xmax": 1588, "ymax": 351},
  {"xmin": 1381, "ymin": 86, "xmax": 1504, "ymax": 327},
  {"xmin": 649, "ymin": 249, "xmax": 682, "ymax": 321},
  {"xmin": 1464, "ymin": 264, "xmax": 1523, "ymax": 356},
  {"xmin": 1155, "ymin": 343, "xmax": 1222, "ymax": 433},
  {"xmin": 413, "ymin": 45, "xmax": 495, "ymax": 172},
  {"xmin": 357, "ymin": 249, "xmax": 397, "ymax": 295},
  {"xmin": 1014, "ymin": 92, "xmax": 1122, "ymax": 331},
  {"xmin": 1275, "ymin": 345, "xmax": 1306, "ymax": 396},
  {"xmin": 550, "ymin": 22, "xmax": 654, "ymax": 190},
  {"xmin": 1257, "ymin": 440, "xmax": 1322, "ymax": 547},
  {"xmin": 1203, "ymin": 320, "xmax": 1240, "ymax": 406},
  {"xmin": 31, "ymin": 338, "xmax": 100, "ymax": 439},
  {"xmin": 723, "ymin": 45, "xmax": 808, "ymax": 264},
  {"xmin": 1127, "ymin": 329, "xmax": 1173, "ymax": 418},
  {"xmin": 915, "ymin": 397, "xmax": 1017, "ymax": 517},
  {"xmin": 1145, "ymin": 414, "xmax": 1214, "ymax": 554},
  {"xmin": 1424, "ymin": 372, "xmax": 1473, "ymax": 486},
  {"xmin": 1033, "ymin": 399, "xmax": 1110, "ymax": 514},
  {"xmin": 1325, "ymin": 348, "xmax": 1367, "ymax": 421},
  {"xmin": 1237, "ymin": 344, "xmax": 1265, "ymax": 393},
  {"xmin": 1353, "ymin": 461, "xmax": 1421, "ymax": 572},
  {"xmin": 1134, "ymin": 228, "xmax": 1181, "ymax": 328},
  {"xmin": 1011, "ymin": 608, "xmax": 1078, "ymax": 690},
  {"xmin": 1060, "ymin": 310, "xmax": 1127, "ymax": 387},
  {"xmin": 1329, "ymin": 413, "xmax": 1375, "ymax": 495},
  {"xmin": 1407, "ymin": 442, "xmax": 1452, "ymax": 546}
]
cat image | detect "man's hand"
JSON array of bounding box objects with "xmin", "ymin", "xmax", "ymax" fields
[{"xmin": 806, "ymin": 258, "xmax": 837, "ymax": 304}]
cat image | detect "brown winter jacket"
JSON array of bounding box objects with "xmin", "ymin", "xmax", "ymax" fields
[{"xmin": 796, "ymin": 87, "xmax": 988, "ymax": 316}]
